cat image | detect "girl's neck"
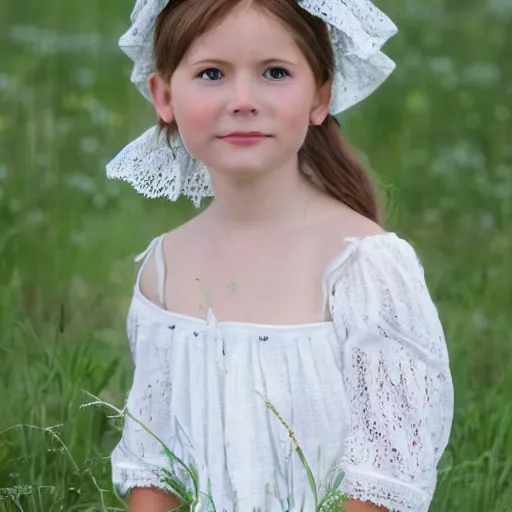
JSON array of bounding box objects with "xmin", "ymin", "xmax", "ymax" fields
[{"xmin": 203, "ymin": 163, "xmax": 326, "ymax": 231}]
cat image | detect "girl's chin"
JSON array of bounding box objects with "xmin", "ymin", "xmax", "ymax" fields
[
  {"xmin": 208, "ymin": 169, "xmax": 276, "ymax": 183},
  {"xmin": 205, "ymin": 161, "xmax": 274, "ymax": 177}
]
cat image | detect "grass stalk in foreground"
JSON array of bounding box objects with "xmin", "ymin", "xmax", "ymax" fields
[{"xmin": 256, "ymin": 391, "xmax": 347, "ymax": 512}]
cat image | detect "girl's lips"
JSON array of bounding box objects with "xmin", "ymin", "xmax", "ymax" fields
[{"xmin": 220, "ymin": 134, "xmax": 270, "ymax": 145}]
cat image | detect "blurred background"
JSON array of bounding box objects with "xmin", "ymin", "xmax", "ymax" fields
[{"xmin": 0, "ymin": 0, "xmax": 511, "ymax": 510}]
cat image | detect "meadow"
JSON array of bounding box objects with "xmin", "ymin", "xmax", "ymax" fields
[{"xmin": 0, "ymin": 0, "xmax": 511, "ymax": 510}]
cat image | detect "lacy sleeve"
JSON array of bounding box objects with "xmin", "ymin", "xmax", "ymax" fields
[
  {"xmin": 110, "ymin": 302, "xmax": 174, "ymax": 495},
  {"xmin": 330, "ymin": 235, "xmax": 454, "ymax": 512}
]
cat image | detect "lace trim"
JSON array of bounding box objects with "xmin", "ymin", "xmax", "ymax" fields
[
  {"xmin": 112, "ymin": 464, "xmax": 170, "ymax": 496},
  {"xmin": 107, "ymin": 126, "xmax": 213, "ymax": 207},
  {"xmin": 339, "ymin": 466, "xmax": 433, "ymax": 512}
]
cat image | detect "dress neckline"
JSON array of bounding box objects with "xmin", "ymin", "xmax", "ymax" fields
[
  {"xmin": 132, "ymin": 231, "xmax": 398, "ymax": 331},
  {"xmin": 133, "ymin": 293, "xmax": 336, "ymax": 332}
]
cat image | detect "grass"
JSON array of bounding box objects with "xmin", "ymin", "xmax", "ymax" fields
[{"xmin": 0, "ymin": 0, "xmax": 511, "ymax": 510}]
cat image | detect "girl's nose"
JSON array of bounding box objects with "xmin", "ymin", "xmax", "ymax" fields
[{"xmin": 227, "ymin": 76, "xmax": 259, "ymax": 115}]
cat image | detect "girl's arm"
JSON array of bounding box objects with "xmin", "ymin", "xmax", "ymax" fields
[
  {"xmin": 130, "ymin": 487, "xmax": 181, "ymax": 512},
  {"xmin": 344, "ymin": 500, "xmax": 387, "ymax": 512},
  {"xmin": 112, "ymin": 245, "xmax": 182, "ymax": 507},
  {"xmin": 128, "ymin": 490, "xmax": 385, "ymax": 512}
]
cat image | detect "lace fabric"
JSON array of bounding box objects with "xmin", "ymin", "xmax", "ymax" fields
[
  {"xmin": 111, "ymin": 233, "xmax": 454, "ymax": 511},
  {"xmin": 106, "ymin": 0, "xmax": 398, "ymax": 206},
  {"xmin": 329, "ymin": 235, "xmax": 454, "ymax": 511},
  {"xmin": 107, "ymin": 126, "xmax": 213, "ymax": 207}
]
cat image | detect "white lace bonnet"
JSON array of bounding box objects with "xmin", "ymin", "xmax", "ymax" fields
[{"xmin": 107, "ymin": 0, "xmax": 398, "ymax": 207}]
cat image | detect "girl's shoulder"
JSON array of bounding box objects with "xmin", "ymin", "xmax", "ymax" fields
[
  {"xmin": 317, "ymin": 206, "xmax": 427, "ymax": 290},
  {"xmin": 135, "ymin": 215, "xmax": 205, "ymax": 308}
]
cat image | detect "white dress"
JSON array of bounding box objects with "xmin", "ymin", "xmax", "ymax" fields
[{"xmin": 111, "ymin": 232, "xmax": 454, "ymax": 512}]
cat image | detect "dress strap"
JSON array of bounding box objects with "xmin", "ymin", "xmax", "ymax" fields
[
  {"xmin": 154, "ymin": 235, "xmax": 166, "ymax": 306},
  {"xmin": 321, "ymin": 238, "xmax": 359, "ymax": 320},
  {"xmin": 134, "ymin": 234, "xmax": 167, "ymax": 307}
]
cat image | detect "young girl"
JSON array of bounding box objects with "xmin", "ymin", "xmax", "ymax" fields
[{"xmin": 107, "ymin": 0, "xmax": 454, "ymax": 511}]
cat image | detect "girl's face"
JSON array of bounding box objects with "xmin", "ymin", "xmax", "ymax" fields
[{"xmin": 150, "ymin": 3, "xmax": 330, "ymax": 180}]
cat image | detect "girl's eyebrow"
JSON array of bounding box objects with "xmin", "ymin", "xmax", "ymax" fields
[{"xmin": 189, "ymin": 58, "xmax": 297, "ymax": 67}]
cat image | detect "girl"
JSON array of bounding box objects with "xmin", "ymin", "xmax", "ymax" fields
[{"xmin": 107, "ymin": 0, "xmax": 454, "ymax": 511}]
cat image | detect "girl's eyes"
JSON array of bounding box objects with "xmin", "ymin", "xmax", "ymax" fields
[{"xmin": 197, "ymin": 67, "xmax": 290, "ymax": 81}]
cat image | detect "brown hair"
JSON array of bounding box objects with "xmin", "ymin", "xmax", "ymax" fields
[{"xmin": 153, "ymin": 0, "xmax": 383, "ymax": 223}]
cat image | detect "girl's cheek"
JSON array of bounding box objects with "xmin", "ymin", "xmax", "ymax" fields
[
  {"xmin": 180, "ymin": 98, "xmax": 217, "ymax": 129},
  {"xmin": 279, "ymin": 99, "xmax": 310, "ymax": 126}
]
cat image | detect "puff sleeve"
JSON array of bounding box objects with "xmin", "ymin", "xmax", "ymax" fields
[{"xmin": 330, "ymin": 235, "xmax": 454, "ymax": 512}]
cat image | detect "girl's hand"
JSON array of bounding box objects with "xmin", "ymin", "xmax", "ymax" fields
[
  {"xmin": 344, "ymin": 500, "xmax": 388, "ymax": 512},
  {"xmin": 129, "ymin": 487, "xmax": 181, "ymax": 512}
]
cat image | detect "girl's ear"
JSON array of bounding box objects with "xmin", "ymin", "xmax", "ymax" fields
[
  {"xmin": 149, "ymin": 72, "xmax": 174, "ymax": 123},
  {"xmin": 309, "ymin": 80, "xmax": 332, "ymax": 126}
]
